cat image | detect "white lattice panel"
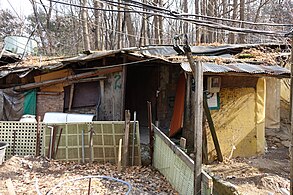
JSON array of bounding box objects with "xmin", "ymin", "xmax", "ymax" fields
[{"xmin": 0, "ymin": 122, "xmax": 45, "ymax": 158}]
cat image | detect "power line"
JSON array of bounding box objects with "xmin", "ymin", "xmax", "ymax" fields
[
  {"xmin": 39, "ymin": 0, "xmax": 168, "ymax": 42},
  {"xmin": 48, "ymin": 0, "xmax": 289, "ymax": 36},
  {"xmin": 6, "ymin": 0, "xmax": 22, "ymax": 21},
  {"xmin": 105, "ymin": 0, "xmax": 293, "ymax": 27}
]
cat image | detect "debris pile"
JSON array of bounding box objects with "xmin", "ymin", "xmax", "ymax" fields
[
  {"xmin": 206, "ymin": 145, "xmax": 289, "ymax": 195},
  {"xmin": 266, "ymin": 128, "xmax": 290, "ymax": 148},
  {"xmin": 0, "ymin": 156, "xmax": 177, "ymax": 194}
]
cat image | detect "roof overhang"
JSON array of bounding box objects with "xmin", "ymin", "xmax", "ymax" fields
[{"xmin": 181, "ymin": 62, "xmax": 290, "ymax": 78}]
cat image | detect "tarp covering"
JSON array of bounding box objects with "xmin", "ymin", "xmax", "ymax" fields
[
  {"xmin": 0, "ymin": 89, "xmax": 36, "ymax": 120},
  {"xmin": 24, "ymin": 89, "xmax": 36, "ymax": 115},
  {"xmin": 0, "ymin": 88, "xmax": 24, "ymax": 120}
]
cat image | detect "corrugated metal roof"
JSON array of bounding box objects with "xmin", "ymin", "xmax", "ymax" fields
[
  {"xmin": 141, "ymin": 44, "xmax": 259, "ymax": 56},
  {"xmin": 181, "ymin": 62, "xmax": 290, "ymax": 77},
  {"xmin": 61, "ymin": 50, "xmax": 121, "ymax": 63}
]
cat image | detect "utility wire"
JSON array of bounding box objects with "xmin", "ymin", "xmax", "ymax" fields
[
  {"xmin": 105, "ymin": 0, "xmax": 293, "ymax": 27},
  {"xmin": 40, "ymin": 1, "xmax": 168, "ymax": 42},
  {"xmin": 48, "ymin": 0, "xmax": 289, "ymax": 36}
]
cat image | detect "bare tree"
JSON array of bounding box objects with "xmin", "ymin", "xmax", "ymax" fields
[{"xmin": 81, "ymin": 0, "xmax": 90, "ymax": 51}]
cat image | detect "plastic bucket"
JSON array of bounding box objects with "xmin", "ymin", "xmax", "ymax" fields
[{"xmin": 0, "ymin": 142, "xmax": 9, "ymax": 165}]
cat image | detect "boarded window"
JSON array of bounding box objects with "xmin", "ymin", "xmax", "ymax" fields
[{"xmin": 64, "ymin": 82, "xmax": 100, "ymax": 109}]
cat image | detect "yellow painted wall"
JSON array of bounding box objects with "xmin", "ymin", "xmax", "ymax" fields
[{"xmin": 207, "ymin": 79, "xmax": 265, "ymax": 160}]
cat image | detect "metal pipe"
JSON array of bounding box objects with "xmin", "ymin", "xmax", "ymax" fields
[
  {"xmin": 48, "ymin": 126, "xmax": 54, "ymax": 159},
  {"xmin": 131, "ymin": 111, "xmax": 136, "ymax": 166}
]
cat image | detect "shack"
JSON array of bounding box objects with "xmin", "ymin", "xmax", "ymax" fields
[{"xmin": 0, "ymin": 44, "xmax": 289, "ymax": 161}]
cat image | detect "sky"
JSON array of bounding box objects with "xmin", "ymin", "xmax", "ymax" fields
[{"xmin": 0, "ymin": 0, "xmax": 33, "ymax": 17}]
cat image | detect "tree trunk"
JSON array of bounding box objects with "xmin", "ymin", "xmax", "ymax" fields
[
  {"xmin": 117, "ymin": 0, "xmax": 122, "ymax": 49},
  {"xmin": 228, "ymin": 0, "xmax": 238, "ymax": 44},
  {"xmin": 183, "ymin": 0, "xmax": 188, "ymax": 34},
  {"xmin": 30, "ymin": 0, "xmax": 48, "ymax": 55},
  {"xmin": 153, "ymin": 0, "xmax": 159, "ymax": 44},
  {"xmin": 124, "ymin": 7, "xmax": 136, "ymax": 46},
  {"xmin": 94, "ymin": 0, "xmax": 100, "ymax": 50},
  {"xmin": 195, "ymin": 0, "xmax": 200, "ymax": 44},
  {"xmin": 238, "ymin": 0, "xmax": 245, "ymax": 43},
  {"xmin": 81, "ymin": 0, "xmax": 90, "ymax": 51}
]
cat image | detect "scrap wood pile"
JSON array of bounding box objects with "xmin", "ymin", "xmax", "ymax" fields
[
  {"xmin": 205, "ymin": 143, "xmax": 290, "ymax": 195},
  {"xmin": 0, "ymin": 156, "xmax": 177, "ymax": 195}
]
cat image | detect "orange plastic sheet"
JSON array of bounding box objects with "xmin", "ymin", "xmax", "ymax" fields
[{"xmin": 169, "ymin": 73, "xmax": 186, "ymax": 137}]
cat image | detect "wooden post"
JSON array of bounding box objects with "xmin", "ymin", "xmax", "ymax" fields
[
  {"xmin": 68, "ymin": 84, "xmax": 75, "ymax": 112},
  {"xmin": 193, "ymin": 61, "xmax": 203, "ymax": 195},
  {"xmin": 203, "ymin": 92, "xmax": 223, "ymax": 162},
  {"xmin": 118, "ymin": 138, "xmax": 122, "ymax": 172},
  {"xmin": 54, "ymin": 128, "xmax": 63, "ymax": 159},
  {"xmin": 180, "ymin": 137, "xmax": 186, "ymax": 149},
  {"xmin": 147, "ymin": 101, "xmax": 154, "ymax": 164},
  {"xmin": 123, "ymin": 110, "xmax": 130, "ymax": 167},
  {"xmin": 36, "ymin": 116, "xmax": 41, "ymax": 156},
  {"xmin": 289, "ymin": 33, "xmax": 293, "ymax": 195},
  {"xmin": 183, "ymin": 37, "xmax": 203, "ymax": 195}
]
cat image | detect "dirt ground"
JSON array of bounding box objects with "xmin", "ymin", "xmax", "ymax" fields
[
  {"xmin": 205, "ymin": 104, "xmax": 291, "ymax": 195},
  {"xmin": 0, "ymin": 156, "xmax": 177, "ymax": 195}
]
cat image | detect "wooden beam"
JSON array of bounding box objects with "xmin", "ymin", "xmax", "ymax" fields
[
  {"xmin": 68, "ymin": 84, "xmax": 75, "ymax": 112},
  {"xmin": 289, "ymin": 34, "xmax": 293, "ymax": 195},
  {"xmin": 193, "ymin": 61, "xmax": 203, "ymax": 195},
  {"xmin": 203, "ymin": 92, "xmax": 223, "ymax": 162},
  {"xmin": 13, "ymin": 66, "xmax": 122, "ymax": 91},
  {"xmin": 183, "ymin": 41, "xmax": 203, "ymax": 195},
  {"xmin": 73, "ymin": 76, "xmax": 107, "ymax": 83},
  {"xmin": 123, "ymin": 110, "xmax": 130, "ymax": 167}
]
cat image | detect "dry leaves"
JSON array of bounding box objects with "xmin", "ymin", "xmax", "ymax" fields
[{"xmin": 0, "ymin": 156, "xmax": 177, "ymax": 195}]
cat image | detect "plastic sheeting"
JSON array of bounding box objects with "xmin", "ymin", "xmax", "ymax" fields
[
  {"xmin": 0, "ymin": 89, "xmax": 36, "ymax": 121},
  {"xmin": 0, "ymin": 89, "xmax": 24, "ymax": 120},
  {"xmin": 24, "ymin": 89, "xmax": 36, "ymax": 115}
]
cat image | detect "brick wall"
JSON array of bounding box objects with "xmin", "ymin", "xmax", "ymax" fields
[{"xmin": 37, "ymin": 93, "xmax": 64, "ymax": 120}]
